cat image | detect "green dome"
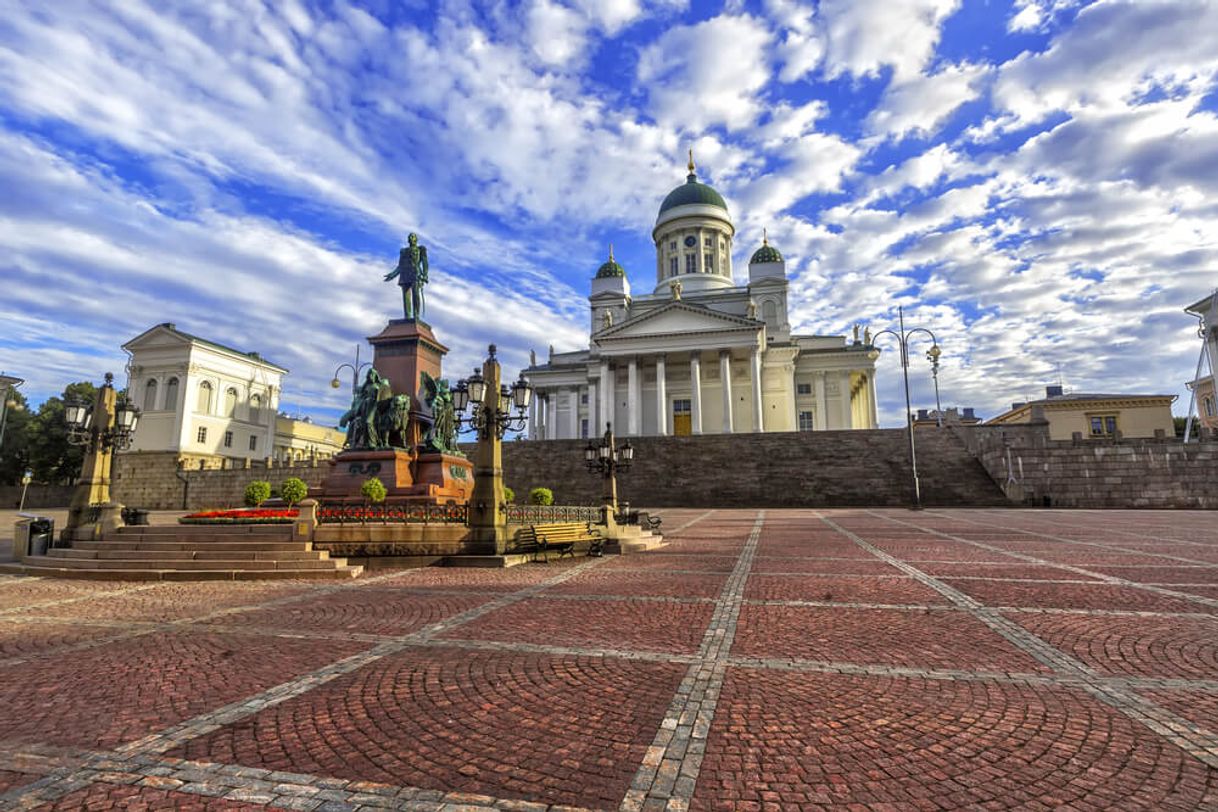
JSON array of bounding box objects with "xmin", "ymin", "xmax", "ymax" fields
[
  {"xmin": 659, "ymin": 173, "xmax": 728, "ymax": 216},
  {"xmin": 750, "ymin": 244, "xmax": 783, "ymax": 264},
  {"xmin": 595, "ymin": 246, "xmax": 625, "ymax": 278}
]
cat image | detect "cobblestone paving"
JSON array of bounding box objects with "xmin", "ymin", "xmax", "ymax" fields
[{"xmin": 1, "ymin": 507, "xmax": 1216, "ymax": 811}]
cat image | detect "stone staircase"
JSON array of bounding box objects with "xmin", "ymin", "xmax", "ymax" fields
[{"xmin": 9, "ymin": 524, "xmax": 363, "ymax": 581}]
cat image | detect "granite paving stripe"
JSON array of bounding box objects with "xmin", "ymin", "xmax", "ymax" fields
[{"xmin": 621, "ymin": 511, "xmax": 764, "ymax": 812}]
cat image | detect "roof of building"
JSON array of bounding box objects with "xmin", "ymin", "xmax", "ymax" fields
[
  {"xmin": 595, "ymin": 245, "xmax": 626, "ymax": 278},
  {"xmin": 658, "ymin": 152, "xmax": 727, "ymax": 216},
  {"xmin": 750, "ymin": 229, "xmax": 783, "ymax": 264},
  {"xmin": 125, "ymin": 323, "xmax": 289, "ymax": 373}
]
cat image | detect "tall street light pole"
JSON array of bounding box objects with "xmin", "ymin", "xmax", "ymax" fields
[
  {"xmin": 871, "ymin": 306, "xmax": 942, "ymax": 510},
  {"xmin": 0, "ymin": 373, "xmax": 24, "ymax": 452},
  {"xmin": 331, "ymin": 344, "xmax": 371, "ymax": 396},
  {"xmin": 62, "ymin": 373, "xmax": 141, "ymax": 539}
]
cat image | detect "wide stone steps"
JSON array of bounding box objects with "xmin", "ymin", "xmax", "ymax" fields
[{"xmin": 7, "ymin": 524, "xmax": 364, "ymax": 581}]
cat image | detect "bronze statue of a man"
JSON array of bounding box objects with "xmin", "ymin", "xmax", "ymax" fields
[{"xmin": 384, "ymin": 233, "xmax": 429, "ymax": 321}]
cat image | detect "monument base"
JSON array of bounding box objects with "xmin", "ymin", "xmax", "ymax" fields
[{"xmin": 316, "ymin": 449, "xmax": 473, "ymax": 506}]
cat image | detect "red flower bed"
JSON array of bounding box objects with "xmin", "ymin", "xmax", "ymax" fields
[{"xmin": 179, "ymin": 507, "xmax": 299, "ymax": 525}]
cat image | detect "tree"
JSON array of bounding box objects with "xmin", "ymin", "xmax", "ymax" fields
[
  {"xmin": 25, "ymin": 382, "xmax": 97, "ymax": 485},
  {"xmin": 0, "ymin": 390, "xmax": 32, "ymax": 486}
]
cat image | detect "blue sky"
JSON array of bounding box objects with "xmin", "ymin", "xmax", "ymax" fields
[{"xmin": 1, "ymin": 0, "xmax": 1216, "ymax": 427}]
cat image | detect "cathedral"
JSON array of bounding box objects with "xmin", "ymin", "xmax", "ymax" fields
[{"xmin": 523, "ymin": 154, "xmax": 880, "ymax": 439}]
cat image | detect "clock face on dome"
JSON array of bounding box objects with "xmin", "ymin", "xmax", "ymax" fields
[{"xmin": 683, "ymin": 236, "xmax": 696, "ymax": 247}]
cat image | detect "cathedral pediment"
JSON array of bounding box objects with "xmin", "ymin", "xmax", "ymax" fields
[{"xmin": 595, "ymin": 301, "xmax": 761, "ymax": 343}]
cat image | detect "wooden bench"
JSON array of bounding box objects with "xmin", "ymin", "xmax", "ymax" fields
[{"xmin": 510, "ymin": 522, "xmax": 604, "ymax": 562}]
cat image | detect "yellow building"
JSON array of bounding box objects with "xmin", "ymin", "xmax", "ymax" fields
[
  {"xmin": 273, "ymin": 416, "xmax": 345, "ymax": 464},
  {"xmin": 987, "ymin": 386, "xmax": 1176, "ymax": 440}
]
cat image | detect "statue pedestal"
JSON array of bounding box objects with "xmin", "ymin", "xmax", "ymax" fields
[
  {"xmin": 317, "ymin": 449, "xmax": 473, "ymax": 506},
  {"xmin": 369, "ymin": 319, "xmax": 448, "ymax": 405}
]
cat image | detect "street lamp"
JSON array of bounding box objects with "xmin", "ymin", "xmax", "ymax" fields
[
  {"xmin": 452, "ymin": 346, "xmax": 532, "ymax": 440},
  {"xmin": 64, "ymin": 374, "xmax": 141, "ymax": 452},
  {"xmin": 61, "ymin": 372, "xmax": 140, "ymax": 538},
  {"xmin": 0, "ymin": 373, "xmax": 24, "ymax": 451},
  {"xmin": 870, "ymin": 306, "xmax": 943, "ymax": 509},
  {"xmin": 584, "ymin": 422, "xmax": 633, "ymax": 518},
  {"xmin": 330, "ymin": 344, "xmax": 372, "ymax": 395},
  {"xmin": 926, "ymin": 343, "xmax": 943, "ymax": 427}
]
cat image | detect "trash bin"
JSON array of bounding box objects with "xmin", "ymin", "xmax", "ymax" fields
[{"xmin": 28, "ymin": 518, "xmax": 54, "ymax": 556}]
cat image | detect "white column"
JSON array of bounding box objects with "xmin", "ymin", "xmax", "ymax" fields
[
  {"xmin": 750, "ymin": 348, "xmax": 763, "ymax": 432},
  {"xmin": 720, "ymin": 350, "xmax": 734, "ymax": 433},
  {"xmin": 598, "ymin": 360, "xmax": 610, "ymax": 434},
  {"xmin": 588, "ymin": 380, "xmax": 598, "ymax": 438},
  {"xmin": 839, "ymin": 371, "xmax": 853, "ymax": 429},
  {"xmin": 690, "ymin": 353, "xmax": 703, "ymax": 434},
  {"xmin": 528, "ymin": 392, "xmax": 537, "ymax": 439},
  {"xmin": 655, "ymin": 355, "xmax": 668, "ymax": 436},
  {"xmin": 605, "ymin": 362, "xmax": 616, "ymax": 433},
  {"xmin": 627, "ymin": 357, "xmax": 640, "ymax": 436},
  {"xmin": 814, "ymin": 372, "xmax": 828, "ymax": 431},
  {"xmin": 546, "ymin": 391, "xmax": 558, "ymax": 439},
  {"xmin": 567, "ymin": 387, "xmax": 580, "ymax": 439},
  {"xmin": 869, "ymin": 375, "xmax": 879, "ymax": 428}
]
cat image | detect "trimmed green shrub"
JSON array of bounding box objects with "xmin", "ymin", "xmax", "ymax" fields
[
  {"xmin": 243, "ymin": 480, "xmax": 272, "ymax": 507},
  {"xmin": 503, "ymin": 486, "xmax": 515, "ymax": 503},
  {"xmin": 529, "ymin": 486, "xmax": 554, "ymax": 506},
  {"xmin": 360, "ymin": 477, "xmax": 388, "ymax": 504},
  {"xmin": 280, "ymin": 477, "xmax": 308, "ymax": 507}
]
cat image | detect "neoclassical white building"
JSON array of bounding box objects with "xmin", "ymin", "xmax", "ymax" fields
[{"xmin": 524, "ymin": 156, "xmax": 880, "ymax": 439}]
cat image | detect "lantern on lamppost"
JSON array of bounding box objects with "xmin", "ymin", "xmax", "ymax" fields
[
  {"xmin": 584, "ymin": 423, "xmax": 633, "ymax": 518},
  {"xmin": 62, "ymin": 372, "xmax": 141, "ymax": 538}
]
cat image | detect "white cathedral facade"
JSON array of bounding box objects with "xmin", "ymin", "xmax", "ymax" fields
[{"xmin": 523, "ymin": 156, "xmax": 881, "ymax": 439}]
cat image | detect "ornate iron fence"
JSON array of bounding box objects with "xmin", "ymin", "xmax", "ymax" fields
[
  {"xmin": 317, "ymin": 503, "xmax": 469, "ymax": 525},
  {"xmin": 504, "ymin": 504, "xmax": 601, "ymax": 524}
]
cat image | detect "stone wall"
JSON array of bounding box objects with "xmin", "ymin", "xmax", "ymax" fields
[
  {"xmin": 488, "ymin": 429, "xmax": 1008, "ymax": 508},
  {"xmin": 958, "ymin": 422, "xmax": 1218, "ymax": 508},
  {"xmin": 112, "ymin": 452, "xmax": 328, "ymax": 510},
  {"xmin": 0, "ymin": 484, "xmax": 75, "ymax": 510}
]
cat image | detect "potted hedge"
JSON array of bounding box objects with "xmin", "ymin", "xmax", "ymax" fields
[
  {"xmin": 244, "ymin": 480, "xmax": 272, "ymax": 508},
  {"xmin": 280, "ymin": 477, "xmax": 308, "ymax": 507},
  {"xmin": 529, "ymin": 487, "xmax": 554, "ymax": 506},
  {"xmin": 361, "ymin": 477, "xmax": 387, "ymax": 521}
]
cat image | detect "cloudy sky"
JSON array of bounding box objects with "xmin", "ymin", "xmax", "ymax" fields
[{"xmin": 1, "ymin": 0, "xmax": 1216, "ymax": 426}]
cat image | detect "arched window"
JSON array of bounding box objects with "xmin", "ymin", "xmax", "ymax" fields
[
  {"xmin": 1206, "ymin": 397, "xmax": 1215, "ymax": 417},
  {"xmin": 249, "ymin": 393, "xmax": 262, "ymax": 423},
  {"xmin": 225, "ymin": 387, "xmax": 238, "ymax": 417},
  {"xmin": 143, "ymin": 379, "xmax": 158, "ymax": 411},
  {"xmin": 196, "ymin": 381, "xmax": 213, "ymax": 414},
  {"xmin": 762, "ymin": 301, "xmax": 777, "ymax": 321},
  {"xmin": 164, "ymin": 377, "xmax": 179, "ymax": 411}
]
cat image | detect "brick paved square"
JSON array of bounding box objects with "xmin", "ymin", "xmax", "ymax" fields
[
  {"xmin": 1081, "ymin": 565, "xmax": 1218, "ymax": 585},
  {"xmin": 876, "ymin": 543, "xmax": 1019, "ymax": 562},
  {"xmin": 0, "ymin": 769, "xmax": 38, "ymax": 794},
  {"xmin": 693, "ymin": 668, "xmax": 1216, "ymax": 811},
  {"xmin": 542, "ymin": 569, "xmax": 727, "ymax": 598},
  {"xmin": 734, "ymin": 605, "xmax": 1050, "ymax": 672},
  {"xmin": 750, "ymin": 557, "xmax": 900, "ymax": 575},
  {"xmin": 945, "ymin": 579, "xmax": 1216, "ymax": 613},
  {"xmin": 744, "ymin": 574, "xmax": 949, "ymax": 605},
  {"xmin": 911, "ymin": 561, "xmax": 1100, "ymax": 580},
  {"xmin": 440, "ymin": 596, "xmax": 712, "ymax": 653},
  {"xmin": 1138, "ymin": 689, "xmax": 1218, "ymax": 736},
  {"xmin": 371, "ymin": 559, "xmax": 585, "ymax": 591},
  {"xmin": 0, "ymin": 620, "xmax": 132, "ymax": 662},
  {"xmin": 204, "ymin": 588, "xmax": 496, "ymax": 636},
  {"xmin": 28, "ymin": 582, "xmax": 315, "ymax": 623},
  {"xmin": 172, "ymin": 647, "xmax": 685, "ymax": 809},
  {"xmin": 1009, "ymin": 612, "xmax": 1218, "ymax": 679},
  {"xmin": 0, "ymin": 631, "xmax": 370, "ymax": 750},
  {"xmin": 27, "ymin": 782, "xmax": 273, "ymax": 810},
  {"xmin": 601, "ymin": 553, "xmax": 739, "ymax": 572},
  {"xmin": 1032, "ymin": 550, "xmax": 1194, "ymax": 566},
  {"xmin": 0, "ymin": 579, "xmax": 143, "ymax": 613}
]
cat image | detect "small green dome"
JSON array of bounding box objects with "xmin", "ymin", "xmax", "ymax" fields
[
  {"xmin": 750, "ymin": 229, "xmax": 783, "ymax": 264},
  {"xmin": 595, "ymin": 246, "xmax": 625, "ymax": 278}
]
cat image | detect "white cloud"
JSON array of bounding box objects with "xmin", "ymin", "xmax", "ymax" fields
[
  {"xmin": 525, "ymin": 0, "xmax": 591, "ymax": 66},
  {"xmin": 637, "ymin": 15, "xmax": 773, "ymax": 132},
  {"xmin": 867, "ymin": 62, "xmax": 990, "ymax": 140},
  {"xmin": 817, "ymin": 0, "xmax": 961, "ymax": 80}
]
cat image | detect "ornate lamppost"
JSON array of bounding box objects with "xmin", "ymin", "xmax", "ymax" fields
[
  {"xmin": 927, "ymin": 343, "xmax": 943, "ymax": 427},
  {"xmin": 584, "ymin": 422, "xmax": 633, "ymax": 522},
  {"xmin": 870, "ymin": 306, "xmax": 942, "ymax": 510},
  {"xmin": 0, "ymin": 373, "xmax": 23, "ymax": 451},
  {"xmin": 452, "ymin": 344, "xmax": 533, "ymax": 553},
  {"xmin": 62, "ymin": 372, "xmax": 141, "ymax": 538},
  {"xmin": 330, "ymin": 344, "xmax": 371, "ymax": 397}
]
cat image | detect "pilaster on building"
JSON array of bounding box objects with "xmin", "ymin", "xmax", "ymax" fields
[{"xmin": 525, "ymin": 156, "xmax": 881, "ymax": 440}]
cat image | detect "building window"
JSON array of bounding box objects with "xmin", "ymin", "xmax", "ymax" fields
[
  {"xmin": 673, "ymin": 399, "xmax": 691, "ymax": 415},
  {"xmin": 581, "ymin": 419, "xmax": 589, "ymax": 438},
  {"xmin": 669, "ymin": 241, "xmax": 676, "ymax": 251},
  {"xmin": 1206, "ymin": 397, "xmax": 1215, "ymax": 417},
  {"xmin": 249, "ymin": 435, "xmax": 258, "ymax": 451},
  {"xmin": 1088, "ymin": 414, "xmax": 1118, "ymax": 437},
  {"xmin": 581, "ymin": 392, "xmax": 588, "ymax": 405},
  {"xmin": 164, "ymin": 377, "xmax": 179, "ymax": 411},
  {"xmin": 196, "ymin": 426, "xmax": 207, "ymax": 444},
  {"xmin": 196, "ymin": 381, "xmax": 213, "ymax": 414},
  {"xmin": 798, "ymin": 411, "xmax": 814, "ymax": 431},
  {"xmin": 224, "ymin": 387, "xmax": 238, "ymax": 417},
  {"xmin": 796, "ymin": 383, "xmax": 812, "ymax": 395},
  {"xmin": 685, "ymin": 254, "xmax": 696, "ymax": 274},
  {"xmin": 704, "ymin": 237, "xmax": 712, "ymax": 248},
  {"xmin": 224, "ymin": 430, "xmax": 233, "ymax": 448},
  {"xmin": 143, "ymin": 379, "xmax": 158, "ymax": 411},
  {"xmin": 704, "ymin": 252, "xmax": 713, "ymax": 272},
  {"xmin": 669, "ymin": 257, "xmax": 678, "ymax": 276},
  {"xmin": 249, "ymin": 393, "xmax": 262, "ymax": 423}
]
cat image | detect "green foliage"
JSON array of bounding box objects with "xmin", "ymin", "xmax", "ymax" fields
[
  {"xmin": 0, "ymin": 390, "xmax": 32, "ymax": 486},
  {"xmin": 528, "ymin": 486, "xmax": 554, "ymax": 506},
  {"xmin": 503, "ymin": 486, "xmax": 515, "ymax": 503},
  {"xmin": 243, "ymin": 480, "xmax": 272, "ymax": 507},
  {"xmin": 361, "ymin": 477, "xmax": 388, "ymax": 504},
  {"xmin": 280, "ymin": 477, "xmax": 308, "ymax": 506},
  {"xmin": 10, "ymin": 382, "xmax": 98, "ymax": 486},
  {"xmin": 1174, "ymin": 416, "xmax": 1188, "ymax": 437}
]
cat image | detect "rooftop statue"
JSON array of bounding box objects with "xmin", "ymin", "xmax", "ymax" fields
[{"xmin": 384, "ymin": 233, "xmax": 429, "ymax": 322}]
